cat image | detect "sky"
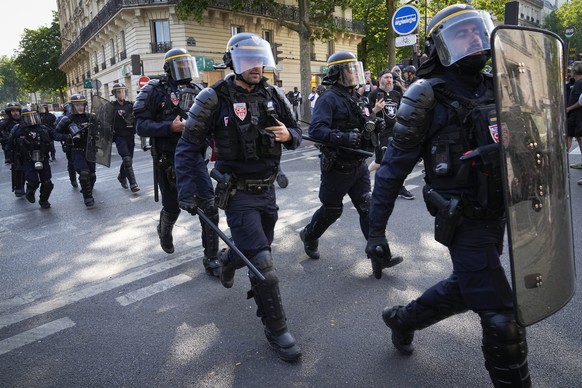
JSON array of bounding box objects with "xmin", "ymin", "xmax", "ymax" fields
[{"xmin": 0, "ymin": 0, "xmax": 58, "ymax": 57}]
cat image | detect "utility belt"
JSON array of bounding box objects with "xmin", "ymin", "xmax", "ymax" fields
[
  {"xmin": 235, "ymin": 173, "xmax": 277, "ymax": 194},
  {"xmin": 321, "ymin": 151, "xmax": 365, "ymax": 173},
  {"xmin": 462, "ymin": 204, "xmax": 504, "ymax": 220}
]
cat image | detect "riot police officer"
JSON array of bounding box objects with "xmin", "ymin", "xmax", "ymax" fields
[
  {"xmin": 1, "ymin": 102, "xmax": 25, "ymax": 196},
  {"xmin": 39, "ymin": 104, "xmax": 57, "ymax": 161},
  {"xmin": 367, "ymin": 5, "xmax": 531, "ymax": 386},
  {"xmin": 5, "ymin": 106, "xmax": 68, "ymax": 208},
  {"xmin": 134, "ymin": 48, "xmax": 220, "ymax": 277},
  {"xmin": 56, "ymin": 94, "xmax": 98, "ymax": 207},
  {"xmin": 299, "ymin": 51, "xmax": 402, "ymax": 275},
  {"xmin": 57, "ymin": 103, "xmax": 78, "ymax": 188},
  {"xmin": 175, "ymin": 33, "xmax": 302, "ymax": 361},
  {"xmin": 111, "ymin": 83, "xmax": 139, "ymax": 193}
]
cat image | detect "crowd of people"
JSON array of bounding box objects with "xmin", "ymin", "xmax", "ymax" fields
[{"xmin": 6, "ymin": 4, "xmax": 571, "ymax": 385}]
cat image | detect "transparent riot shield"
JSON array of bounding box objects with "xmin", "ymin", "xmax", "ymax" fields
[
  {"xmin": 88, "ymin": 95, "xmax": 114, "ymax": 167},
  {"xmin": 491, "ymin": 26, "xmax": 576, "ymax": 326}
]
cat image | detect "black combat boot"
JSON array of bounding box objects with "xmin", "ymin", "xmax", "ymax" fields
[
  {"xmin": 122, "ymin": 156, "xmax": 139, "ymax": 192},
  {"xmin": 382, "ymin": 306, "xmax": 416, "ymax": 355},
  {"xmin": 201, "ymin": 205, "xmax": 220, "ymax": 277},
  {"xmin": 38, "ymin": 180, "xmax": 54, "ymax": 209},
  {"xmin": 117, "ymin": 174, "xmax": 129, "ymax": 189},
  {"xmin": 299, "ymin": 228, "xmax": 320, "ymax": 260},
  {"xmin": 157, "ymin": 210, "xmax": 179, "ymax": 254},
  {"xmin": 25, "ymin": 182, "xmax": 39, "ymax": 204},
  {"xmin": 250, "ymin": 252, "xmax": 301, "ymax": 362},
  {"xmin": 79, "ymin": 171, "xmax": 94, "ymax": 207}
]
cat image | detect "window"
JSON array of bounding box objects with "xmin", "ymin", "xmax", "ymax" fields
[
  {"xmin": 263, "ymin": 30, "xmax": 273, "ymax": 44},
  {"xmin": 110, "ymin": 38, "xmax": 116, "ymax": 65},
  {"xmin": 327, "ymin": 40, "xmax": 335, "ymax": 58},
  {"xmin": 231, "ymin": 25, "xmax": 244, "ymax": 36},
  {"xmin": 120, "ymin": 31, "xmax": 127, "ymax": 60},
  {"xmin": 152, "ymin": 20, "xmax": 171, "ymax": 53}
]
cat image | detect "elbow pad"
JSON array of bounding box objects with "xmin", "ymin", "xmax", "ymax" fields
[
  {"xmin": 133, "ymin": 81, "xmax": 157, "ymax": 114},
  {"xmin": 182, "ymin": 87, "xmax": 218, "ymax": 145},
  {"xmin": 393, "ymin": 79, "xmax": 437, "ymax": 151},
  {"xmin": 56, "ymin": 116, "xmax": 71, "ymax": 133}
]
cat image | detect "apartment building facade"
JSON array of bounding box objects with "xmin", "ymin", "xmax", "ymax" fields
[{"xmin": 57, "ymin": 0, "xmax": 364, "ymax": 100}]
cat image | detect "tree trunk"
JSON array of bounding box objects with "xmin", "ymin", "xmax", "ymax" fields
[
  {"xmin": 299, "ymin": 0, "xmax": 312, "ymax": 124},
  {"xmin": 386, "ymin": 0, "xmax": 396, "ymax": 69}
]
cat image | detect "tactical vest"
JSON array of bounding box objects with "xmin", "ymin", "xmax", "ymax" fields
[
  {"xmin": 423, "ymin": 77, "xmax": 502, "ymax": 210},
  {"xmin": 16, "ymin": 125, "xmax": 51, "ymax": 159},
  {"xmin": 212, "ymin": 80, "xmax": 282, "ymax": 161}
]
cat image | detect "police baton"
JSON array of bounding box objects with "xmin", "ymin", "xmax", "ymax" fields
[
  {"xmin": 195, "ymin": 207, "xmax": 266, "ymax": 282},
  {"xmin": 301, "ymin": 134, "xmax": 374, "ymax": 158}
]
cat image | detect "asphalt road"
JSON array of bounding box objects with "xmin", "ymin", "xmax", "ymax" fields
[{"xmin": 0, "ymin": 139, "xmax": 581, "ymax": 387}]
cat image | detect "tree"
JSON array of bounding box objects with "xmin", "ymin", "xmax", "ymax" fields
[
  {"xmin": 13, "ymin": 12, "xmax": 67, "ymax": 104},
  {"xmin": 176, "ymin": 0, "xmax": 352, "ymax": 122},
  {"xmin": 0, "ymin": 56, "xmax": 27, "ymax": 105}
]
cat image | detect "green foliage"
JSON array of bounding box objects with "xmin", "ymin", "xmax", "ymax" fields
[
  {"xmin": 13, "ymin": 12, "xmax": 66, "ymax": 96},
  {"xmin": 554, "ymin": 0, "xmax": 582, "ymax": 61},
  {"xmin": 0, "ymin": 56, "xmax": 27, "ymax": 104}
]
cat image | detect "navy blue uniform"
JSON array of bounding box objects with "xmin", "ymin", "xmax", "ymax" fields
[
  {"xmin": 175, "ymin": 76, "xmax": 301, "ymax": 358},
  {"xmin": 6, "ymin": 122, "xmax": 67, "ymax": 207},
  {"xmin": 370, "ymin": 69, "xmax": 529, "ymax": 385},
  {"xmin": 301, "ymin": 84, "xmax": 374, "ymax": 255},
  {"xmin": 1, "ymin": 116, "xmax": 25, "ymax": 196},
  {"xmin": 112, "ymin": 99, "xmax": 138, "ymax": 191}
]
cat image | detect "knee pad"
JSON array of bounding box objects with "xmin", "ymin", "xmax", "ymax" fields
[
  {"xmin": 480, "ymin": 312, "xmax": 528, "ymax": 365},
  {"xmin": 41, "ymin": 180, "xmax": 54, "ymax": 192},
  {"xmin": 354, "ymin": 192, "xmax": 370, "ymax": 216},
  {"xmin": 79, "ymin": 170, "xmax": 91, "ymax": 184},
  {"xmin": 321, "ymin": 205, "xmax": 343, "ymax": 223},
  {"xmin": 249, "ymin": 250, "xmax": 277, "ymax": 286},
  {"xmin": 122, "ymin": 155, "xmax": 133, "ymax": 165}
]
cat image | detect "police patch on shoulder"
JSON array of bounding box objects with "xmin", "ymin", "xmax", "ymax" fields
[
  {"xmin": 233, "ymin": 103, "xmax": 247, "ymax": 121},
  {"xmin": 488, "ymin": 110, "xmax": 498, "ymax": 143}
]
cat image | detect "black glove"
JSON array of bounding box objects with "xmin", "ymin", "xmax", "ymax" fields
[
  {"xmin": 375, "ymin": 118, "xmax": 386, "ymax": 133},
  {"xmin": 366, "ymin": 234, "xmax": 392, "ymax": 280},
  {"xmin": 331, "ymin": 129, "xmax": 361, "ymax": 148},
  {"xmin": 179, "ymin": 198, "xmax": 197, "ymax": 215},
  {"xmin": 195, "ymin": 196, "xmax": 218, "ymax": 217}
]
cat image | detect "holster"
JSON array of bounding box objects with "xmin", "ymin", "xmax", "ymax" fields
[
  {"xmin": 423, "ymin": 186, "xmax": 462, "ymax": 247},
  {"xmin": 320, "ymin": 149, "xmax": 337, "ymax": 173},
  {"xmin": 211, "ymin": 168, "xmax": 235, "ymax": 210}
]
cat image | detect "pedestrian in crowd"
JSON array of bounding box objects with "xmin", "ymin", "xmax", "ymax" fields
[
  {"xmin": 299, "ymin": 51, "xmax": 402, "ymax": 276},
  {"xmin": 308, "ymin": 86, "xmax": 318, "ymax": 115},
  {"xmin": 56, "ymin": 94, "xmax": 98, "ymax": 207},
  {"xmin": 358, "ymin": 68, "xmax": 378, "ymax": 100},
  {"xmin": 565, "ymin": 62, "xmax": 582, "ymax": 169},
  {"xmin": 133, "ymin": 48, "xmax": 220, "ymax": 277},
  {"xmin": 175, "ymin": 32, "xmax": 302, "ymax": 361},
  {"xmin": 402, "ymin": 65, "xmax": 418, "ymax": 87},
  {"xmin": 56, "ymin": 102, "xmax": 78, "ymax": 188},
  {"xmin": 1, "ymin": 102, "xmax": 25, "ymax": 197},
  {"xmin": 367, "ymin": 5, "xmax": 531, "ymax": 386},
  {"xmin": 366, "ymin": 69, "xmax": 414, "ymax": 200},
  {"xmin": 5, "ymin": 106, "xmax": 69, "ymax": 209},
  {"xmin": 291, "ymin": 86, "xmax": 302, "ymax": 121},
  {"xmin": 39, "ymin": 104, "xmax": 57, "ymax": 161},
  {"xmin": 111, "ymin": 82, "xmax": 140, "ymax": 193}
]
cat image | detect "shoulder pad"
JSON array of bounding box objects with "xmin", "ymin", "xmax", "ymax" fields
[
  {"xmin": 134, "ymin": 81, "xmax": 159, "ymax": 113},
  {"xmin": 194, "ymin": 87, "xmax": 218, "ymax": 105}
]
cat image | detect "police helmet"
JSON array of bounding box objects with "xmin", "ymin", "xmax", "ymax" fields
[
  {"xmin": 111, "ymin": 82, "xmax": 127, "ymax": 98},
  {"xmin": 163, "ymin": 48, "xmax": 199, "ymax": 84},
  {"xmin": 21, "ymin": 106, "xmax": 41, "ymax": 127},
  {"xmin": 223, "ymin": 33, "xmax": 276, "ymax": 74},
  {"xmin": 5, "ymin": 102, "xmax": 22, "ymax": 113},
  {"xmin": 425, "ymin": 4, "xmax": 494, "ymax": 67},
  {"xmin": 403, "ymin": 65, "xmax": 416, "ymax": 74},
  {"xmin": 322, "ymin": 51, "xmax": 365, "ymax": 87},
  {"xmin": 69, "ymin": 93, "xmax": 87, "ymax": 114}
]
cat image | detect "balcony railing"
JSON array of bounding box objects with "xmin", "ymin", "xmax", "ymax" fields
[{"xmin": 151, "ymin": 41, "xmax": 172, "ymax": 53}]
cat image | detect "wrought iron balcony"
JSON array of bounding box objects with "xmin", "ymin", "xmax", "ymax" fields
[{"xmin": 151, "ymin": 41, "xmax": 172, "ymax": 54}]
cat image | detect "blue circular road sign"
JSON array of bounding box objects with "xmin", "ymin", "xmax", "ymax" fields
[{"xmin": 392, "ymin": 5, "xmax": 420, "ymax": 36}]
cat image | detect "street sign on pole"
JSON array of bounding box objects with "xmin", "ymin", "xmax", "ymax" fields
[
  {"xmin": 395, "ymin": 34, "xmax": 417, "ymax": 48},
  {"xmin": 565, "ymin": 27, "xmax": 575, "ymax": 39},
  {"xmin": 392, "ymin": 5, "xmax": 420, "ymax": 36},
  {"xmin": 137, "ymin": 76, "xmax": 151, "ymax": 89}
]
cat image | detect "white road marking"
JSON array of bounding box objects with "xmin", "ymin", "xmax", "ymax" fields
[
  {"xmin": 115, "ymin": 274, "xmax": 192, "ymax": 306},
  {"xmin": 0, "ymin": 317, "xmax": 75, "ymax": 356}
]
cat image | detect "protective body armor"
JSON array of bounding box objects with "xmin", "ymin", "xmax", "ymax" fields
[
  {"xmin": 111, "ymin": 100, "xmax": 134, "ymax": 137},
  {"xmin": 57, "ymin": 113, "xmax": 94, "ymax": 150},
  {"xmin": 212, "ymin": 79, "xmax": 284, "ymax": 161},
  {"xmin": 422, "ymin": 76, "xmax": 501, "ymax": 211},
  {"xmin": 12, "ymin": 124, "xmax": 52, "ymax": 161},
  {"xmin": 0, "ymin": 118, "xmax": 18, "ymax": 147},
  {"xmin": 322, "ymin": 85, "xmax": 374, "ymax": 160}
]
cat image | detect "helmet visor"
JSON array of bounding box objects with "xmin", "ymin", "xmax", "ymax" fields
[
  {"xmin": 113, "ymin": 88, "xmax": 127, "ymax": 99},
  {"xmin": 167, "ymin": 55, "xmax": 199, "ymax": 82},
  {"xmin": 22, "ymin": 111, "xmax": 41, "ymax": 126},
  {"xmin": 430, "ymin": 10, "xmax": 494, "ymax": 67},
  {"xmin": 229, "ymin": 37, "xmax": 276, "ymax": 74},
  {"xmin": 340, "ymin": 61, "xmax": 366, "ymax": 87}
]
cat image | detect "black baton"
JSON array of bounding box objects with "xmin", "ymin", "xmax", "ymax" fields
[{"xmin": 301, "ymin": 134, "xmax": 373, "ymax": 157}]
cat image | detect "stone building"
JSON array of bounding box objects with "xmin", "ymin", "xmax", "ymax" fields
[{"xmin": 57, "ymin": 0, "xmax": 364, "ymax": 100}]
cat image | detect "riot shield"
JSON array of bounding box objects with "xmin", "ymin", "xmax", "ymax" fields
[
  {"xmin": 491, "ymin": 26, "xmax": 576, "ymax": 326},
  {"xmin": 88, "ymin": 95, "xmax": 114, "ymax": 167}
]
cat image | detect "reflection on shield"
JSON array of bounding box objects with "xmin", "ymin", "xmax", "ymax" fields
[
  {"xmin": 88, "ymin": 95, "xmax": 114, "ymax": 167},
  {"xmin": 492, "ymin": 26, "xmax": 576, "ymax": 326}
]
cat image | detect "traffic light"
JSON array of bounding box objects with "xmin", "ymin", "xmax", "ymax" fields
[
  {"xmin": 131, "ymin": 54, "xmax": 142, "ymax": 75},
  {"xmin": 272, "ymin": 43, "xmax": 283, "ymax": 63}
]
